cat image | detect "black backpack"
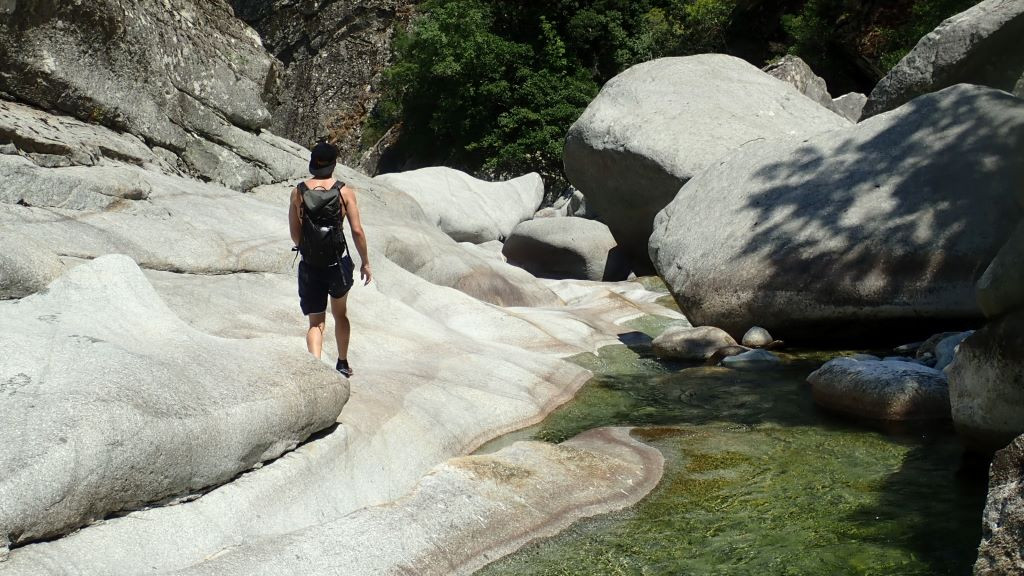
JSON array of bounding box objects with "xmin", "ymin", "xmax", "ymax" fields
[{"xmin": 298, "ymin": 180, "xmax": 348, "ymax": 267}]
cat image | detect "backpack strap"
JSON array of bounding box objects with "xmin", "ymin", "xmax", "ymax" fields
[{"xmin": 297, "ymin": 182, "xmax": 309, "ymax": 193}]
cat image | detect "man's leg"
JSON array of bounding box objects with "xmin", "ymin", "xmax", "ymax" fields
[
  {"xmin": 307, "ymin": 313, "xmax": 327, "ymax": 358},
  {"xmin": 330, "ymin": 294, "xmax": 350, "ymax": 367}
]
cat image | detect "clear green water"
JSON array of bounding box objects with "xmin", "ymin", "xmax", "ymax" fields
[{"xmin": 477, "ymin": 328, "xmax": 988, "ymax": 576}]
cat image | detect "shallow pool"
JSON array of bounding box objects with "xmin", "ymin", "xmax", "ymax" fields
[{"xmin": 476, "ymin": 337, "xmax": 988, "ymax": 575}]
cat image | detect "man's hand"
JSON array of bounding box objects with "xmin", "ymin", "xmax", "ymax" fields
[{"xmin": 360, "ymin": 263, "xmax": 373, "ymax": 285}]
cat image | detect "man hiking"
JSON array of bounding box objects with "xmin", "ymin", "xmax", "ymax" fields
[{"xmin": 289, "ymin": 141, "xmax": 372, "ymax": 377}]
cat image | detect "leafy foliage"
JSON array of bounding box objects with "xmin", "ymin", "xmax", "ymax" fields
[
  {"xmin": 370, "ymin": 0, "xmax": 983, "ymax": 192},
  {"xmin": 371, "ymin": 0, "xmax": 740, "ymax": 192},
  {"xmin": 782, "ymin": 0, "xmax": 983, "ymax": 88}
]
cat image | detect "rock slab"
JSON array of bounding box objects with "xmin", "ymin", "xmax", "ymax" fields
[
  {"xmin": 166, "ymin": 427, "xmax": 663, "ymax": 576},
  {"xmin": 0, "ymin": 256, "xmax": 348, "ymax": 548}
]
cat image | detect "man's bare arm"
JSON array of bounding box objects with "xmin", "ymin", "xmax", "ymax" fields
[
  {"xmin": 342, "ymin": 185, "xmax": 372, "ymax": 285},
  {"xmin": 288, "ymin": 188, "xmax": 302, "ymax": 247}
]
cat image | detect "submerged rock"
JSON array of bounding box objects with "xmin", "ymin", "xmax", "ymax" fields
[
  {"xmin": 808, "ymin": 358, "xmax": 950, "ymax": 420},
  {"xmin": 706, "ymin": 345, "xmax": 751, "ymax": 365},
  {"xmin": 720, "ymin": 349, "xmax": 782, "ymax": 369}
]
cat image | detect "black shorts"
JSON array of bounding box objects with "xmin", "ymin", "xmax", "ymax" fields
[{"xmin": 298, "ymin": 256, "xmax": 354, "ymax": 315}]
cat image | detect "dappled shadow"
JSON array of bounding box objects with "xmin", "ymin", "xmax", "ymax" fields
[
  {"xmin": 667, "ymin": 86, "xmax": 1024, "ymax": 344},
  {"xmin": 615, "ymin": 330, "xmax": 654, "ymax": 356},
  {"xmin": 842, "ymin": 435, "xmax": 991, "ymax": 575}
]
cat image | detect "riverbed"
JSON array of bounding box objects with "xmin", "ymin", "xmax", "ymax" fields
[{"xmin": 477, "ymin": 323, "xmax": 988, "ymax": 575}]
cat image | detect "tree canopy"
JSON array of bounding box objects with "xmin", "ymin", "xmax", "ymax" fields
[{"xmin": 368, "ymin": 0, "xmax": 982, "ymax": 193}]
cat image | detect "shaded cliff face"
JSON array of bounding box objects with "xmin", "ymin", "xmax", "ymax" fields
[{"xmin": 231, "ymin": 0, "xmax": 413, "ymax": 168}]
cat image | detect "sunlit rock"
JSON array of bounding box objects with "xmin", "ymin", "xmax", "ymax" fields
[
  {"xmin": 653, "ymin": 325, "xmax": 737, "ymax": 361},
  {"xmin": 650, "ymin": 85, "xmax": 1024, "ymax": 344},
  {"xmin": 373, "ymin": 167, "xmax": 543, "ymax": 244},
  {"xmin": 565, "ymin": 54, "xmax": 850, "ymax": 271}
]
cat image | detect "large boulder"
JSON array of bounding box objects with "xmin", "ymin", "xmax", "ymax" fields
[
  {"xmin": 0, "ymin": 255, "xmax": 348, "ymax": 549},
  {"xmin": 0, "ymin": 0, "xmax": 307, "ymax": 190},
  {"xmin": 650, "ymin": 84, "xmax": 1024, "ymax": 343},
  {"xmin": 862, "ymin": 0, "xmax": 1024, "ymax": 119},
  {"xmin": 948, "ymin": 309, "xmax": 1024, "ymax": 452},
  {"xmin": 807, "ymin": 358, "xmax": 951, "ymax": 420},
  {"xmin": 564, "ymin": 54, "xmax": 850, "ymax": 270},
  {"xmin": 974, "ymin": 434, "xmax": 1024, "ymax": 575},
  {"xmin": 373, "ymin": 167, "xmax": 544, "ymax": 243},
  {"xmin": 502, "ymin": 217, "xmax": 630, "ymax": 281}
]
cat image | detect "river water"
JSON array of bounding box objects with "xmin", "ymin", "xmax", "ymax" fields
[{"xmin": 476, "ymin": 315, "xmax": 989, "ymax": 576}]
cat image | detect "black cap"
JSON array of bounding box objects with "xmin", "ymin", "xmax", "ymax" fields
[{"xmin": 309, "ymin": 141, "xmax": 338, "ymax": 177}]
